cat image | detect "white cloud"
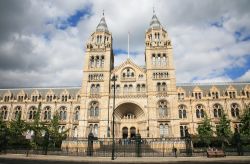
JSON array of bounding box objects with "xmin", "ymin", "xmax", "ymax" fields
[
  {"xmin": 0, "ymin": 0, "xmax": 250, "ymax": 88},
  {"xmin": 237, "ymin": 70, "xmax": 250, "ymax": 82}
]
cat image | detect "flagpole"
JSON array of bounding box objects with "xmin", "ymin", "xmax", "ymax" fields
[{"xmin": 128, "ymin": 32, "xmax": 130, "ymax": 58}]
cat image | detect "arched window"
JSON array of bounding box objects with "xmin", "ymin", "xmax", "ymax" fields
[
  {"xmin": 101, "ymin": 56, "xmax": 104, "ymax": 67},
  {"xmin": 90, "ymin": 84, "xmax": 95, "ymax": 94},
  {"xmin": 28, "ymin": 106, "xmax": 37, "ymax": 120},
  {"xmin": 158, "ymin": 100, "xmax": 168, "ymax": 117},
  {"xmin": 178, "ymin": 105, "xmax": 187, "ymax": 119},
  {"xmin": 157, "ymin": 54, "xmax": 161, "ymax": 65},
  {"xmin": 141, "ymin": 84, "xmax": 146, "ymax": 92},
  {"xmin": 128, "ymin": 84, "xmax": 133, "ymax": 93},
  {"xmin": 213, "ymin": 104, "xmax": 223, "ymax": 118},
  {"xmin": 74, "ymin": 106, "xmax": 80, "ymax": 121},
  {"xmin": 43, "ymin": 106, "xmax": 51, "ymax": 120},
  {"xmin": 159, "ymin": 124, "xmax": 164, "ymax": 137},
  {"xmin": 180, "ymin": 125, "xmax": 188, "ymax": 138},
  {"xmin": 96, "ymin": 84, "xmax": 100, "ymax": 93},
  {"xmin": 157, "ymin": 83, "xmax": 161, "ymax": 92},
  {"xmin": 59, "ymin": 106, "xmax": 67, "ymax": 120},
  {"xmin": 0, "ymin": 106, "xmax": 8, "ymax": 120},
  {"xmin": 231, "ymin": 103, "xmax": 240, "ymax": 118},
  {"xmin": 13, "ymin": 106, "xmax": 22, "ymax": 119},
  {"xmin": 124, "ymin": 84, "xmax": 128, "ymax": 94},
  {"xmin": 121, "ymin": 67, "xmax": 135, "ymax": 79},
  {"xmin": 59, "ymin": 125, "xmax": 65, "ymax": 133},
  {"xmin": 152, "ymin": 54, "xmax": 156, "ymax": 65},
  {"xmin": 89, "ymin": 124, "xmax": 93, "ymax": 133},
  {"xmin": 89, "ymin": 101, "xmax": 99, "ymax": 117},
  {"xmin": 90, "ymin": 56, "xmax": 94, "ymax": 68},
  {"xmin": 94, "ymin": 124, "xmax": 98, "ymax": 137},
  {"xmin": 73, "ymin": 126, "xmax": 78, "ymax": 138},
  {"xmin": 96, "ymin": 56, "xmax": 100, "ymax": 67},
  {"xmin": 196, "ymin": 104, "xmax": 204, "ymax": 118},
  {"xmin": 116, "ymin": 85, "xmax": 120, "ymax": 94},
  {"xmin": 162, "ymin": 82, "xmax": 167, "ymax": 91},
  {"xmin": 162, "ymin": 54, "xmax": 166, "ymax": 66},
  {"xmin": 159, "ymin": 123, "xmax": 169, "ymax": 138},
  {"xmin": 136, "ymin": 84, "xmax": 140, "ymax": 92}
]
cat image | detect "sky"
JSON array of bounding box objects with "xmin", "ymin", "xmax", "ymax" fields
[{"xmin": 0, "ymin": 0, "xmax": 250, "ymax": 88}]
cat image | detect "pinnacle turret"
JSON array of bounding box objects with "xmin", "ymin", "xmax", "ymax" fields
[
  {"xmin": 149, "ymin": 13, "xmax": 162, "ymax": 29},
  {"xmin": 96, "ymin": 13, "xmax": 109, "ymax": 32}
]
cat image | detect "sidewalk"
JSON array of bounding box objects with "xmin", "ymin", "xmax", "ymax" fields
[{"xmin": 0, "ymin": 154, "xmax": 250, "ymax": 163}]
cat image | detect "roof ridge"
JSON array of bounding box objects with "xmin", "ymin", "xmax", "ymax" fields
[{"xmin": 177, "ymin": 81, "xmax": 250, "ymax": 86}]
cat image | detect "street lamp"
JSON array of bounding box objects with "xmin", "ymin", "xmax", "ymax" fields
[{"xmin": 111, "ymin": 75, "xmax": 117, "ymax": 160}]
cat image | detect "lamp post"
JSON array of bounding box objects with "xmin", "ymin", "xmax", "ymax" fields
[{"xmin": 111, "ymin": 75, "xmax": 116, "ymax": 160}]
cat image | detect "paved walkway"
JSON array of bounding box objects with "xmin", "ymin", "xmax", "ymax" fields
[{"xmin": 0, "ymin": 154, "xmax": 250, "ymax": 163}]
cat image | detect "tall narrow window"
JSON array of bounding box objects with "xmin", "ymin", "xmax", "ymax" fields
[
  {"xmin": 231, "ymin": 103, "xmax": 240, "ymax": 118},
  {"xmin": 0, "ymin": 106, "xmax": 8, "ymax": 120},
  {"xmin": 43, "ymin": 106, "xmax": 51, "ymax": 120},
  {"xmin": 74, "ymin": 106, "xmax": 80, "ymax": 121},
  {"xmin": 180, "ymin": 125, "xmax": 188, "ymax": 138},
  {"xmin": 213, "ymin": 104, "xmax": 223, "ymax": 118},
  {"xmin": 196, "ymin": 104, "xmax": 204, "ymax": 118},
  {"xmin": 88, "ymin": 101, "xmax": 99, "ymax": 117},
  {"xmin": 59, "ymin": 106, "xmax": 67, "ymax": 120},
  {"xmin": 158, "ymin": 100, "xmax": 168, "ymax": 117},
  {"xmin": 179, "ymin": 105, "xmax": 187, "ymax": 119},
  {"xmin": 94, "ymin": 124, "xmax": 98, "ymax": 137}
]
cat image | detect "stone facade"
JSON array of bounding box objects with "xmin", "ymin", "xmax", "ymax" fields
[{"xmin": 0, "ymin": 13, "xmax": 250, "ymax": 139}]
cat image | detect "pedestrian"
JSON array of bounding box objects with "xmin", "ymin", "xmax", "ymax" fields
[{"xmin": 172, "ymin": 147, "xmax": 177, "ymax": 158}]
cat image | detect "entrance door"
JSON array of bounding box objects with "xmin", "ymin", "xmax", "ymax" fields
[
  {"xmin": 122, "ymin": 127, "xmax": 128, "ymax": 139},
  {"xmin": 130, "ymin": 127, "xmax": 136, "ymax": 139}
]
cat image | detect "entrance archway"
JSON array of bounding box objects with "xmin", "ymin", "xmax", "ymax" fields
[
  {"xmin": 122, "ymin": 127, "xmax": 128, "ymax": 139},
  {"xmin": 114, "ymin": 102, "xmax": 144, "ymax": 120},
  {"xmin": 114, "ymin": 102, "xmax": 145, "ymax": 138},
  {"xmin": 130, "ymin": 127, "xmax": 136, "ymax": 139}
]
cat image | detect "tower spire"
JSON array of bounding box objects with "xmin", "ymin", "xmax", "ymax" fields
[{"xmin": 96, "ymin": 11, "xmax": 109, "ymax": 32}]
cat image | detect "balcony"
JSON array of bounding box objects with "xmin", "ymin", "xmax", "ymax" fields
[
  {"xmin": 88, "ymin": 116, "xmax": 100, "ymax": 122},
  {"xmin": 110, "ymin": 92, "xmax": 147, "ymax": 98}
]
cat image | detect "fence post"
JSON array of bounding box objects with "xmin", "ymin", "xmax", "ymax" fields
[
  {"xmin": 135, "ymin": 132, "xmax": 142, "ymax": 157},
  {"xmin": 185, "ymin": 130, "xmax": 192, "ymax": 157},
  {"xmin": 235, "ymin": 132, "xmax": 243, "ymax": 156}
]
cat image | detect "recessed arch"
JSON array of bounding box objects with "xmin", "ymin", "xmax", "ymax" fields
[{"xmin": 114, "ymin": 102, "xmax": 145, "ymax": 120}]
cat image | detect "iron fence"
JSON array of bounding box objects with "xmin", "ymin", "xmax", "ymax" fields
[{"xmin": 1, "ymin": 136, "xmax": 250, "ymax": 157}]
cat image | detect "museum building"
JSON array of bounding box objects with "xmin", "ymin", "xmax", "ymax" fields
[{"xmin": 0, "ymin": 12, "xmax": 250, "ymax": 140}]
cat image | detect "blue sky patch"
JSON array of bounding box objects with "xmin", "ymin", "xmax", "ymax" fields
[
  {"xmin": 224, "ymin": 55, "xmax": 250, "ymax": 79},
  {"xmin": 56, "ymin": 4, "xmax": 93, "ymax": 30},
  {"xmin": 114, "ymin": 49, "xmax": 139, "ymax": 56}
]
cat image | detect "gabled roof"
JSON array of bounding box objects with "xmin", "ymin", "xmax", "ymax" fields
[
  {"xmin": 0, "ymin": 87, "xmax": 81, "ymax": 98},
  {"xmin": 112, "ymin": 58, "xmax": 146, "ymax": 74}
]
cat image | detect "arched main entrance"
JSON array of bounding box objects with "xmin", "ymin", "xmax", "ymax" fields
[
  {"xmin": 130, "ymin": 127, "xmax": 136, "ymax": 139},
  {"xmin": 122, "ymin": 127, "xmax": 128, "ymax": 139},
  {"xmin": 114, "ymin": 102, "xmax": 145, "ymax": 138}
]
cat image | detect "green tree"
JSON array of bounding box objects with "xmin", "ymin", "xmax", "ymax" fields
[
  {"xmin": 47, "ymin": 112, "xmax": 68, "ymax": 148},
  {"xmin": 27, "ymin": 102, "xmax": 46, "ymax": 148},
  {"xmin": 240, "ymin": 107, "xmax": 250, "ymax": 137},
  {"xmin": 0, "ymin": 115, "xmax": 8, "ymax": 151},
  {"xmin": 216, "ymin": 113, "xmax": 232, "ymax": 148},
  {"xmin": 8, "ymin": 114, "xmax": 28, "ymax": 147},
  {"xmin": 197, "ymin": 114, "xmax": 213, "ymax": 147}
]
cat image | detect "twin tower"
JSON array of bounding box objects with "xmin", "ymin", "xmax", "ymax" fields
[{"xmin": 79, "ymin": 12, "xmax": 177, "ymax": 139}]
